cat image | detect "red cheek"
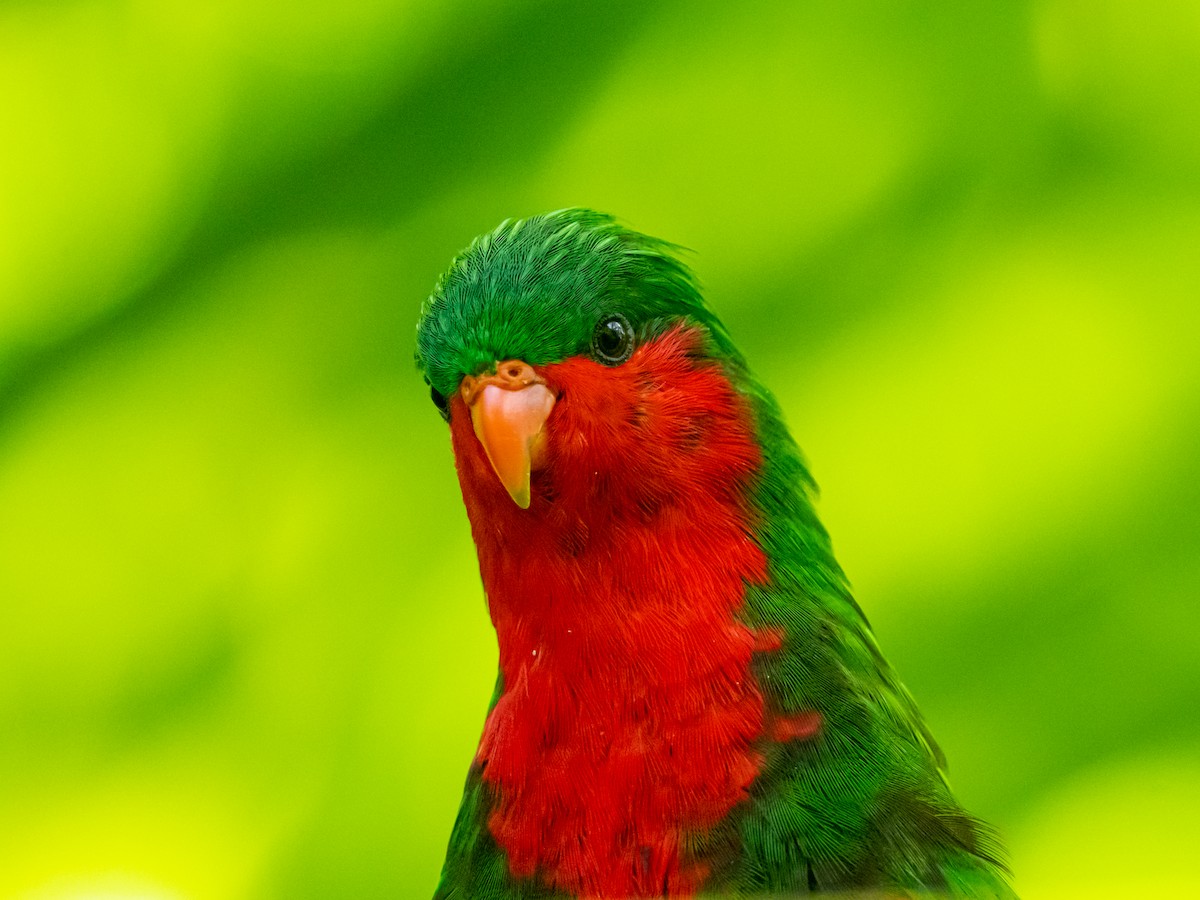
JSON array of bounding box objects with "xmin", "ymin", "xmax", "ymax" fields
[{"xmin": 447, "ymin": 325, "xmax": 778, "ymax": 898}]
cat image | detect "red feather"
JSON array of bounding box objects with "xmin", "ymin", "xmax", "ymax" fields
[{"xmin": 449, "ymin": 326, "xmax": 807, "ymax": 898}]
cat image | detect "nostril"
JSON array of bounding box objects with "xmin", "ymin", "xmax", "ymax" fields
[
  {"xmin": 459, "ymin": 374, "xmax": 478, "ymax": 404},
  {"xmin": 463, "ymin": 361, "xmax": 547, "ymax": 401}
]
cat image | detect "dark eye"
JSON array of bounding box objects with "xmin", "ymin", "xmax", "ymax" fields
[
  {"xmin": 591, "ymin": 314, "xmax": 635, "ymax": 365},
  {"xmin": 429, "ymin": 382, "xmax": 451, "ymax": 423}
]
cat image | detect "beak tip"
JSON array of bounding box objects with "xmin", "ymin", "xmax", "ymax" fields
[{"xmin": 468, "ymin": 379, "xmax": 554, "ymax": 511}]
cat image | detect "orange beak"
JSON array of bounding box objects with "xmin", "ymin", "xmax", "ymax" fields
[{"xmin": 460, "ymin": 360, "xmax": 556, "ymax": 509}]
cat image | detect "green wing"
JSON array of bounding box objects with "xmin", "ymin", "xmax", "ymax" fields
[{"xmin": 718, "ymin": 371, "xmax": 1016, "ymax": 898}]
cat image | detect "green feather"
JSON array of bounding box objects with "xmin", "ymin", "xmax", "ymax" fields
[{"xmin": 418, "ymin": 209, "xmax": 1016, "ymax": 899}]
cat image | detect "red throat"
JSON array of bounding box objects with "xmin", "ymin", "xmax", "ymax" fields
[{"xmin": 449, "ymin": 326, "xmax": 772, "ymax": 898}]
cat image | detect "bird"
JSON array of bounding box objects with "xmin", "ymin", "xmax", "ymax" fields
[{"xmin": 415, "ymin": 208, "xmax": 1016, "ymax": 899}]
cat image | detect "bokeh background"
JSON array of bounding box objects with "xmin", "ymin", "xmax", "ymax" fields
[{"xmin": 2, "ymin": 1, "xmax": 1198, "ymax": 898}]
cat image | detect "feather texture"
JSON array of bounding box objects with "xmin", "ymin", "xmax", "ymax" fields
[{"xmin": 416, "ymin": 209, "xmax": 1016, "ymax": 899}]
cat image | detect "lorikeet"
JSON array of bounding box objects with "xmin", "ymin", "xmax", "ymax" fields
[{"xmin": 416, "ymin": 209, "xmax": 1015, "ymax": 899}]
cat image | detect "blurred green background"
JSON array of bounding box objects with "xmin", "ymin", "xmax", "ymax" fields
[{"xmin": 2, "ymin": 1, "xmax": 1198, "ymax": 898}]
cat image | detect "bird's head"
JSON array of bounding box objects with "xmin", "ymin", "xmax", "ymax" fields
[{"xmin": 416, "ymin": 209, "xmax": 754, "ymax": 521}]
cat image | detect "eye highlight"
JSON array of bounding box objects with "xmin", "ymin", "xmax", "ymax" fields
[{"xmin": 591, "ymin": 314, "xmax": 635, "ymax": 365}]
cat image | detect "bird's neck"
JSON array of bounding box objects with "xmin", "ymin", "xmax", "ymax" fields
[{"xmin": 448, "ymin": 329, "xmax": 777, "ymax": 897}]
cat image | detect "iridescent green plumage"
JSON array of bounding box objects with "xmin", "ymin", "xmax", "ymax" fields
[{"xmin": 418, "ymin": 209, "xmax": 1015, "ymax": 898}]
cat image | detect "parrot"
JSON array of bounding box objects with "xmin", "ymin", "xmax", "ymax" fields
[{"xmin": 415, "ymin": 208, "xmax": 1015, "ymax": 899}]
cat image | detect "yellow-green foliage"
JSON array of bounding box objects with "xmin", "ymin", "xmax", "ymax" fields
[{"xmin": 1, "ymin": 2, "xmax": 1198, "ymax": 898}]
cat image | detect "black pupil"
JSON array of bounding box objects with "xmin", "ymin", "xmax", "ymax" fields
[
  {"xmin": 598, "ymin": 320, "xmax": 625, "ymax": 356},
  {"xmin": 430, "ymin": 384, "xmax": 450, "ymax": 422}
]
